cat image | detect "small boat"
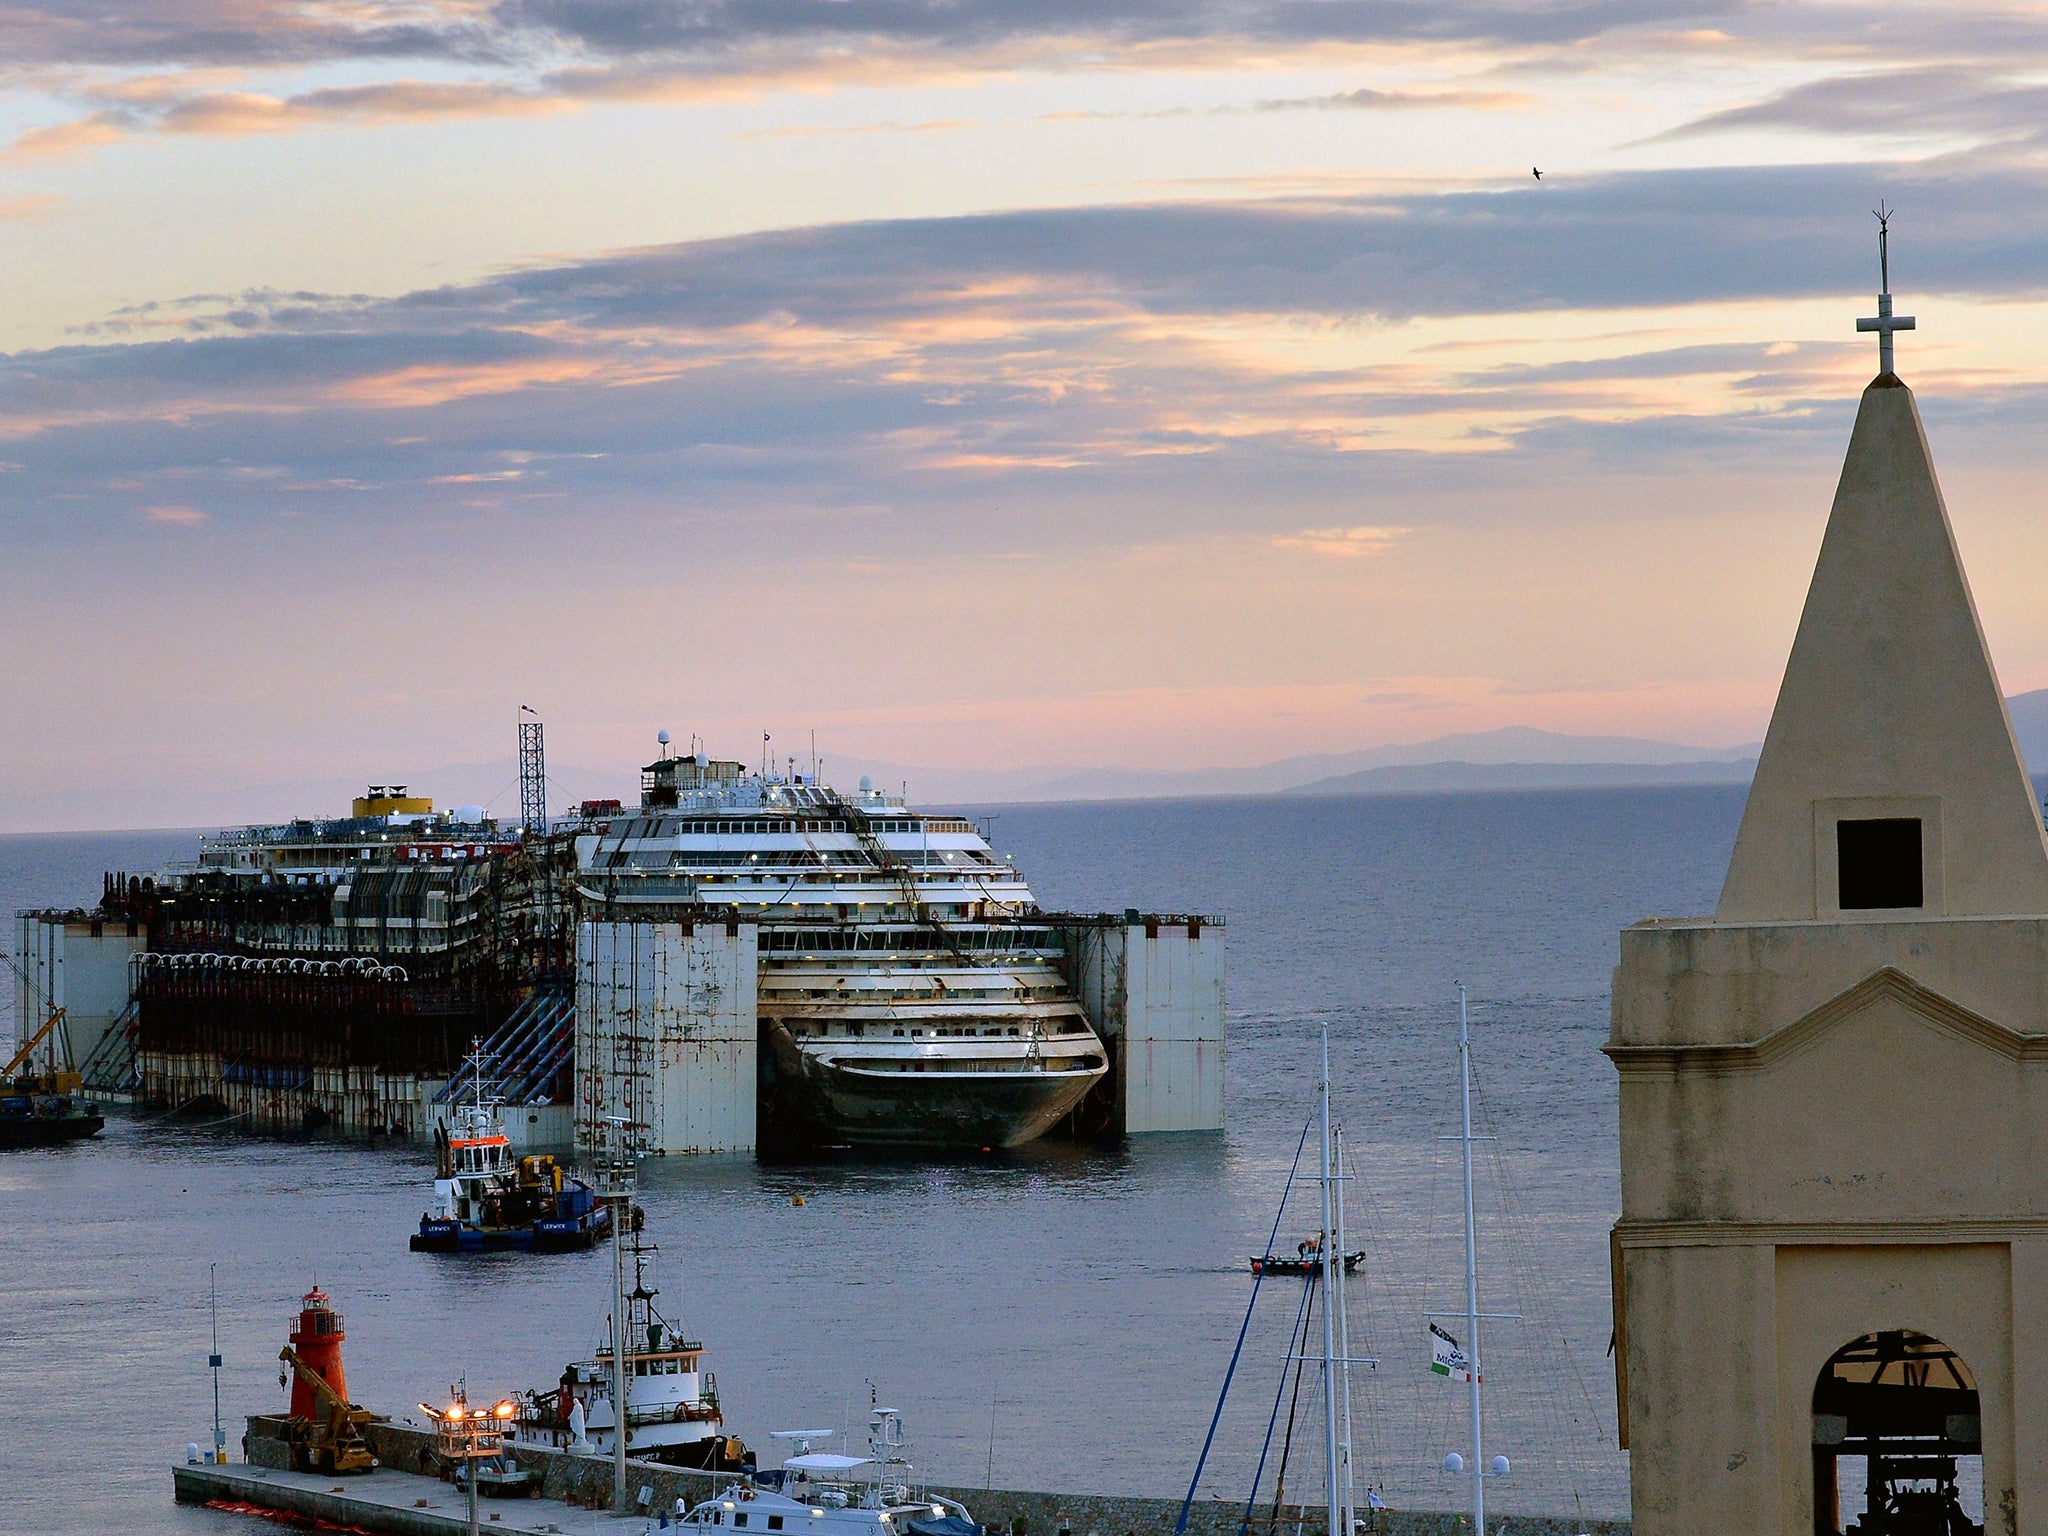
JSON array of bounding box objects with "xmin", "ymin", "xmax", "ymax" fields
[
  {"xmin": 514, "ymin": 1213, "xmax": 750, "ymax": 1471},
  {"xmin": 0, "ymin": 1084, "xmax": 105, "ymax": 1148},
  {"xmin": 1249, "ymin": 1239, "xmax": 1363, "ymax": 1277},
  {"xmin": 410, "ymin": 1048, "xmax": 609, "ymax": 1252},
  {"xmin": 677, "ymin": 1410, "xmax": 980, "ymax": 1536},
  {"xmin": 2, "ymin": 1005, "xmax": 104, "ymax": 1149}
]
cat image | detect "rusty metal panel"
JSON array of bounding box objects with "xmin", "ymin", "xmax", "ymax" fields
[{"xmin": 577, "ymin": 920, "xmax": 756, "ymax": 1155}]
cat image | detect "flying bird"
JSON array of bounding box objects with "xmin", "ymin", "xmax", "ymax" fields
[{"xmin": 1532, "ymin": 167, "xmax": 1542, "ymax": 180}]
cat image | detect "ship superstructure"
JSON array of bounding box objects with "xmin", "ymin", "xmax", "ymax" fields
[{"xmin": 571, "ymin": 747, "xmax": 1109, "ymax": 1149}]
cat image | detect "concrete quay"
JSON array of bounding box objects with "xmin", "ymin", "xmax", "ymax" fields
[{"xmin": 176, "ymin": 1419, "xmax": 1628, "ymax": 1536}]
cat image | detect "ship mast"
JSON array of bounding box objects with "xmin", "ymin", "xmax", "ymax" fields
[
  {"xmin": 597, "ymin": 1115, "xmax": 637, "ymax": 1514},
  {"xmin": 1314, "ymin": 1030, "xmax": 1356, "ymax": 1536}
]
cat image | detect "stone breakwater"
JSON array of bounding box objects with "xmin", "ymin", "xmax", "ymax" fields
[{"xmin": 234, "ymin": 1421, "xmax": 1623, "ymax": 1536}]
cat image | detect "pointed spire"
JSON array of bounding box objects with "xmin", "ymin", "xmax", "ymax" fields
[{"xmin": 1716, "ymin": 378, "xmax": 2048, "ymax": 921}]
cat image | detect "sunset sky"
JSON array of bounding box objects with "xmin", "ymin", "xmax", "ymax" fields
[{"xmin": 6, "ymin": 1, "xmax": 2048, "ymax": 829}]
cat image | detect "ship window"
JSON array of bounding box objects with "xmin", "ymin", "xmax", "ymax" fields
[
  {"xmin": 770, "ymin": 1519, "xmax": 785, "ymax": 1530},
  {"xmin": 1838, "ymin": 818, "xmax": 1923, "ymax": 909},
  {"xmin": 735, "ymin": 1515, "xmax": 749, "ymax": 1527}
]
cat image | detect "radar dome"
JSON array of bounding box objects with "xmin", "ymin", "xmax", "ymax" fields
[{"xmin": 1443, "ymin": 1454, "xmax": 1463, "ymax": 1474}]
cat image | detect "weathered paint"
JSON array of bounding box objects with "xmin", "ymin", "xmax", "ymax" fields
[
  {"xmin": 576, "ymin": 919, "xmax": 758, "ymax": 1155},
  {"xmin": 1061, "ymin": 918, "xmax": 1225, "ymax": 1134}
]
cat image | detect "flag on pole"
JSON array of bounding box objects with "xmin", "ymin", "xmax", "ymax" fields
[{"xmin": 1430, "ymin": 1321, "xmax": 1473, "ymax": 1381}]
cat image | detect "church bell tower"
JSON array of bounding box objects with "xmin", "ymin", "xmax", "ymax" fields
[{"xmin": 1610, "ymin": 222, "xmax": 2048, "ymax": 1535}]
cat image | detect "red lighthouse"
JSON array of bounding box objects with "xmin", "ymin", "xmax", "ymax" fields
[{"xmin": 286, "ymin": 1287, "xmax": 349, "ymax": 1422}]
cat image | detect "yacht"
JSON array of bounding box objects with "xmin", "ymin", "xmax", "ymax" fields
[
  {"xmin": 570, "ymin": 743, "xmax": 1109, "ymax": 1149},
  {"xmin": 677, "ymin": 1410, "xmax": 975, "ymax": 1536}
]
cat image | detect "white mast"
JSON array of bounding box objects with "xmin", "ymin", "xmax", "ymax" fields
[
  {"xmin": 1315, "ymin": 1029, "xmax": 1358, "ymax": 1536},
  {"xmin": 1316, "ymin": 1030, "xmax": 1342, "ymax": 1536},
  {"xmin": 598, "ymin": 1115, "xmax": 636, "ymax": 1514},
  {"xmin": 1456, "ymin": 985, "xmax": 1485, "ymax": 1536},
  {"xmin": 1332, "ymin": 1121, "xmax": 1356, "ymax": 1536}
]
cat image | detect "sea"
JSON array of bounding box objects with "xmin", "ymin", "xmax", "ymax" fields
[{"xmin": 0, "ymin": 785, "xmax": 1747, "ymax": 1534}]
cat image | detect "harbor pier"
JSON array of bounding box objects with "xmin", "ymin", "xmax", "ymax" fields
[{"xmin": 176, "ymin": 1420, "xmax": 1625, "ymax": 1536}]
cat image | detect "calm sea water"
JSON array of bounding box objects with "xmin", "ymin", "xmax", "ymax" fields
[{"xmin": 0, "ymin": 786, "xmax": 1746, "ymax": 1533}]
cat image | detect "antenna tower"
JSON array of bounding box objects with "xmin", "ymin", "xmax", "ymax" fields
[
  {"xmin": 518, "ymin": 707, "xmax": 548, "ymax": 837},
  {"xmin": 519, "ymin": 707, "xmax": 555, "ymax": 979}
]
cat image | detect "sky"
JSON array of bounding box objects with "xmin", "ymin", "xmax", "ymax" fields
[{"xmin": 7, "ymin": 1, "xmax": 2048, "ymax": 829}]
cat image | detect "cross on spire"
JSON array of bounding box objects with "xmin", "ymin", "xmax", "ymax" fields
[{"xmin": 1856, "ymin": 204, "xmax": 1916, "ymax": 377}]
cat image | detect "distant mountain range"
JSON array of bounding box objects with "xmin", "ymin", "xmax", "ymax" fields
[
  {"xmin": 73, "ymin": 690, "xmax": 2048, "ymax": 832},
  {"xmin": 831, "ymin": 689, "xmax": 2048, "ymax": 805}
]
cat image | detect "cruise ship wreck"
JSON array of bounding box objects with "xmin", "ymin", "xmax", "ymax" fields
[
  {"xmin": 10, "ymin": 733, "xmax": 1225, "ymax": 1156},
  {"xmin": 575, "ymin": 750, "xmax": 1113, "ymax": 1151}
]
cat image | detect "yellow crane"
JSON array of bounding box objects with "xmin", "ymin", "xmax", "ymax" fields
[{"xmin": 277, "ymin": 1345, "xmax": 378, "ymax": 1474}]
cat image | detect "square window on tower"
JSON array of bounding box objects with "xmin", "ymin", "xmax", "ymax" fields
[{"xmin": 1837, "ymin": 818, "xmax": 1924, "ymax": 909}]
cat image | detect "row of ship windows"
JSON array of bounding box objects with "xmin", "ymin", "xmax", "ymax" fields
[
  {"xmin": 774, "ymin": 999, "xmax": 1048, "ymax": 1011},
  {"xmin": 761, "ymin": 930, "xmax": 1060, "ymax": 953},
  {"xmin": 633, "ymin": 1358, "xmax": 693, "ymax": 1376},
  {"xmin": 791, "ymin": 1023, "xmax": 1031, "ymax": 1036},
  {"xmin": 611, "ymin": 851, "xmax": 1002, "ymax": 870},
  {"xmin": 659, "ymin": 818, "xmax": 974, "ymax": 836}
]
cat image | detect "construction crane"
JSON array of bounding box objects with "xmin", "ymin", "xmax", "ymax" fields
[
  {"xmin": 277, "ymin": 1346, "xmax": 378, "ymax": 1474},
  {"xmin": 0, "ymin": 949, "xmax": 78, "ymax": 1091}
]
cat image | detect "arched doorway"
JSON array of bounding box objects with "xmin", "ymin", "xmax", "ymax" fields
[{"xmin": 1812, "ymin": 1330, "xmax": 1983, "ymax": 1536}]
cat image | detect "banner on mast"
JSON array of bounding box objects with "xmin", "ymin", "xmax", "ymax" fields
[{"xmin": 1429, "ymin": 1321, "xmax": 1474, "ymax": 1382}]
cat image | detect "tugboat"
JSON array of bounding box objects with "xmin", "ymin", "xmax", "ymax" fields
[
  {"xmin": 513, "ymin": 1213, "xmax": 749, "ymax": 1471},
  {"xmin": 410, "ymin": 1047, "xmax": 609, "ymax": 1252},
  {"xmin": 683, "ymin": 1406, "xmax": 979, "ymax": 1536},
  {"xmin": 1, "ymin": 1004, "xmax": 105, "ymax": 1149}
]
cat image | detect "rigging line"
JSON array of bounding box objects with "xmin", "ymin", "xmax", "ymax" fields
[
  {"xmin": 1239, "ymin": 1257, "xmax": 1320, "ymax": 1536},
  {"xmin": 1173, "ymin": 1115, "xmax": 1315, "ymax": 1536},
  {"xmin": 1265, "ymin": 1264, "xmax": 1322, "ymax": 1536},
  {"xmin": 1468, "ymin": 1039, "xmax": 1605, "ymax": 1516},
  {"xmin": 1338, "ymin": 1129, "xmax": 1389, "ymax": 1491}
]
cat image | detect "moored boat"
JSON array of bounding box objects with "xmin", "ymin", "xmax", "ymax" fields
[
  {"xmin": 0, "ymin": 1082, "xmax": 104, "ymax": 1148},
  {"xmin": 411, "ymin": 1048, "xmax": 609, "ymax": 1252},
  {"xmin": 2, "ymin": 1000, "xmax": 104, "ymax": 1148},
  {"xmin": 513, "ymin": 1215, "xmax": 749, "ymax": 1471},
  {"xmin": 682, "ymin": 1409, "xmax": 979, "ymax": 1536}
]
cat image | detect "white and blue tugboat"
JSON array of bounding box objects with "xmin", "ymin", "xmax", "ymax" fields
[{"xmin": 410, "ymin": 1049, "xmax": 609, "ymax": 1253}]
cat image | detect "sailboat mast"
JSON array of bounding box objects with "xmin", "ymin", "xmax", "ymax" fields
[
  {"xmin": 1331, "ymin": 1121, "xmax": 1356, "ymax": 1536},
  {"xmin": 1457, "ymin": 985, "xmax": 1485, "ymax": 1536},
  {"xmin": 1316, "ymin": 1030, "xmax": 1341, "ymax": 1536}
]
